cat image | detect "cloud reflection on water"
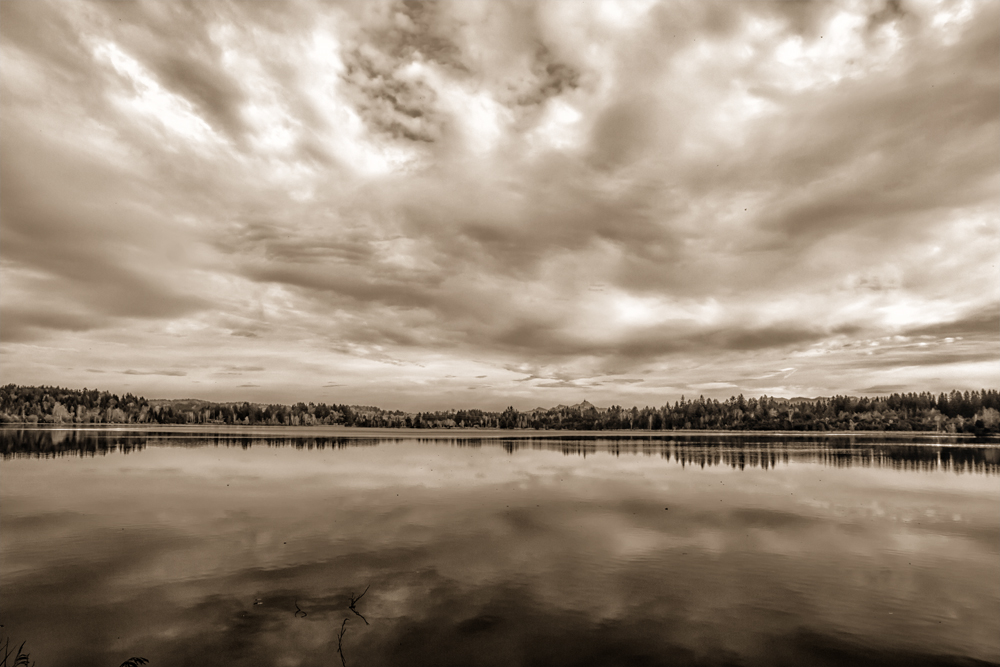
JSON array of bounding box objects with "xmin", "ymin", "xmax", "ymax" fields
[{"xmin": 1, "ymin": 430, "xmax": 998, "ymax": 666}]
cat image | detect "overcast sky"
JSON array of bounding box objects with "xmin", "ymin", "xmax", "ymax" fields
[{"xmin": 1, "ymin": 0, "xmax": 997, "ymax": 410}]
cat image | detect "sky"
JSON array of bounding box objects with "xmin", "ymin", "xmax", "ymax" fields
[{"xmin": 1, "ymin": 0, "xmax": 997, "ymax": 411}]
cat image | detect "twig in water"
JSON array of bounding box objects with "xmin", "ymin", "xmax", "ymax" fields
[
  {"xmin": 294, "ymin": 600, "xmax": 307, "ymax": 618},
  {"xmin": 348, "ymin": 584, "xmax": 370, "ymax": 625},
  {"xmin": 336, "ymin": 618, "xmax": 349, "ymax": 667},
  {"xmin": 349, "ymin": 584, "xmax": 369, "ymax": 608}
]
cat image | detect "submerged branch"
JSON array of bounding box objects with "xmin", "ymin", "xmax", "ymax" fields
[
  {"xmin": 336, "ymin": 618, "xmax": 349, "ymax": 667},
  {"xmin": 349, "ymin": 584, "xmax": 370, "ymax": 625}
]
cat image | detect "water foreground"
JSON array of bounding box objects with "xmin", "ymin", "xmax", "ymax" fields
[{"xmin": 2, "ymin": 428, "xmax": 998, "ymax": 666}]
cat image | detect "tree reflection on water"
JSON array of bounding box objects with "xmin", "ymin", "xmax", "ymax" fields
[
  {"xmin": 2, "ymin": 428, "xmax": 998, "ymax": 666},
  {"xmin": 2, "ymin": 428, "xmax": 997, "ymax": 475}
]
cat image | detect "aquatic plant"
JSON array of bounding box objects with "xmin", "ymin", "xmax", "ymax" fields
[
  {"xmin": 0, "ymin": 637, "xmax": 34, "ymax": 667},
  {"xmin": 0, "ymin": 637, "xmax": 149, "ymax": 667}
]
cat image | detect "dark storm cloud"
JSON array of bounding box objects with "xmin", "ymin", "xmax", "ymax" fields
[{"xmin": 1, "ymin": 0, "xmax": 996, "ymax": 406}]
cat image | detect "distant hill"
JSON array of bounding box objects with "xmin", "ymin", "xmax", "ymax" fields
[{"xmin": 544, "ymin": 400, "xmax": 605, "ymax": 413}]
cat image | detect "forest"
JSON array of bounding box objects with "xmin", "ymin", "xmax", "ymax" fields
[{"xmin": 1, "ymin": 384, "xmax": 998, "ymax": 434}]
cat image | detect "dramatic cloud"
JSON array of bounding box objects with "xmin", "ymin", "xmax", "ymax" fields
[{"xmin": 1, "ymin": 0, "xmax": 997, "ymax": 409}]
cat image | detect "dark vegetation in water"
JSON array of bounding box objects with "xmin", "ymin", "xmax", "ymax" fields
[
  {"xmin": 2, "ymin": 638, "xmax": 146, "ymax": 667},
  {"xmin": 1, "ymin": 636, "xmax": 34, "ymax": 667},
  {"xmin": 2, "ymin": 384, "xmax": 999, "ymax": 434}
]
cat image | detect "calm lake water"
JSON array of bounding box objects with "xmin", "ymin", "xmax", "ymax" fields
[{"xmin": 2, "ymin": 428, "xmax": 998, "ymax": 667}]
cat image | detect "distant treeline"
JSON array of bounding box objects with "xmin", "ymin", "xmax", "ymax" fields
[{"xmin": 2, "ymin": 384, "xmax": 998, "ymax": 434}]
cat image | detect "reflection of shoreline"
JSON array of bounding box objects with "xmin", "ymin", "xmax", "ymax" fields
[
  {"xmin": 2, "ymin": 428, "xmax": 998, "ymax": 473},
  {"xmin": 2, "ymin": 424, "xmax": 995, "ymax": 441},
  {"xmin": 0, "ymin": 429, "xmax": 149, "ymax": 458}
]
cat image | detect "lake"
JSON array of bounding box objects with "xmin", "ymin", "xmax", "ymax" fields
[{"xmin": 2, "ymin": 427, "xmax": 998, "ymax": 667}]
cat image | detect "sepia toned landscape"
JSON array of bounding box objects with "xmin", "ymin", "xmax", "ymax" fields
[{"xmin": 2, "ymin": 1, "xmax": 998, "ymax": 666}]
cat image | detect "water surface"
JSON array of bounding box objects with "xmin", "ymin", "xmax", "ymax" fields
[{"xmin": 2, "ymin": 428, "xmax": 998, "ymax": 666}]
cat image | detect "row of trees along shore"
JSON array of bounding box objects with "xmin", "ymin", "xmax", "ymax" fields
[{"xmin": 1, "ymin": 384, "xmax": 999, "ymax": 434}]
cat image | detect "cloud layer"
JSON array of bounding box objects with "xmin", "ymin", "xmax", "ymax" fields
[{"xmin": 2, "ymin": 0, "xmax": 997, "ymax": 409}]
